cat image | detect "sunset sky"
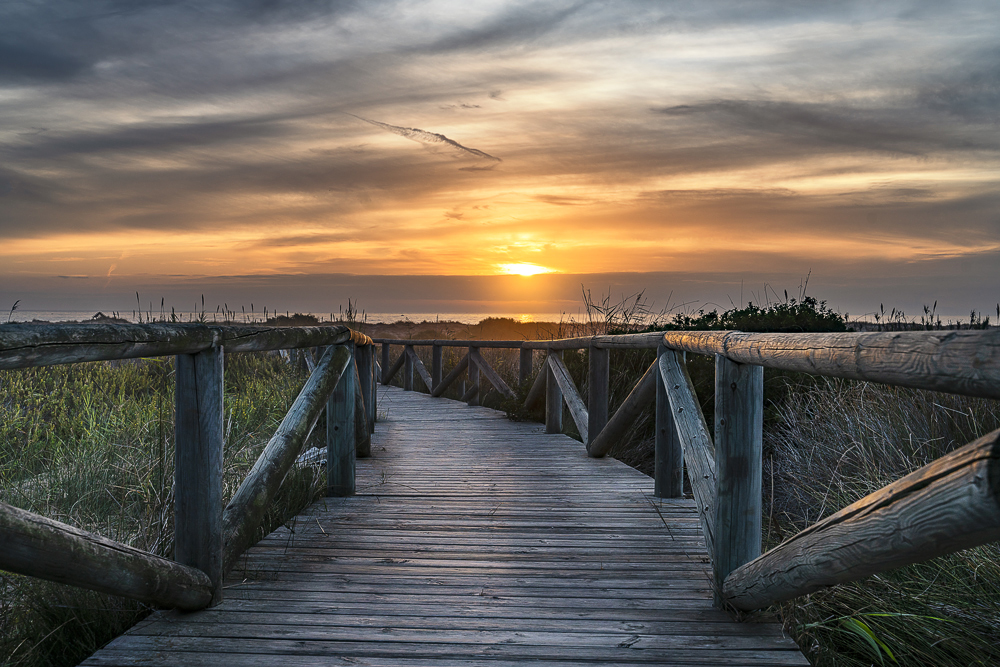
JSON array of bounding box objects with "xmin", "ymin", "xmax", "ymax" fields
[{"xmin": 2, "ymin": 1, "xmax": 998, "ymax": 320}]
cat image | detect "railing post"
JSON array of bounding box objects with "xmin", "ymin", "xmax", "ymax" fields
[
  {"xmin": 432, "ymin": 344, "xmax": 443, "ymax": 390},
  {"xmin": 713, "ymin": 354, "xmax": 764, "ymax": 597},
  {"xmin": 655, "ymin": 344, "xmax": 684, "ymax": 498},
  {"xmin": 380, "ymin": 343, "xmax": 391, "ymax": 385},
  {"xmin": 545, "ymin": 350, "xmax": 563, "ymax": 434},
  {"xmin": 587, "ymin": 344, "xmax": 608, "ymax": 448},
  {"xmin": 467, "ymin": 345, "xmax": 480, "ymax": 406},
  {"xmin": 519, "ymin": 346, "xmax": 533, "ymax": 387},
  {"xmin": 174, "ymin": 344, "xmax": 224, "ymax": 606},
  {"xmin": 357, "ymin": 344, "xmax": 373, "ymax": 435},
  {"xmin": 328, "ymin": 344, "xmax": 356, "ymax": 496},
  {"xmin": 403, "ymin": 344, "xmax": 414, "ymax": 391},
  {"xmin": 368, "ymin": 345, "xmax": 377, "ymax": 426}
]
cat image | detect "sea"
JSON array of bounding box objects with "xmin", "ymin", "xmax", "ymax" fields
[{"xmin": 4, "ymin": 310, "xmax": 575, "ymax": 326}]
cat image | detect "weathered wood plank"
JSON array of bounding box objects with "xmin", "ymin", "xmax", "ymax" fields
[
  {"xmin": 661, "ymin": 329, "xmax": 1000, "ymax": 400},
  {"xmin": 403, "ymin": 345, "xmax": 415, "ymax": 391},
  {"xmin": 329, "ymin": 347, "xmax": 357, "ymax": 497},
  {"xmin": 724, "ymin": 427, "xmax": 1000, "ymax": 611},
  {"xmin": 545, "ymin": 350, "xmax": 563, "ymax": 434},
  {"xmin": 467, "ymin": 347, "xmax": 480, "ymax": 407},
  {"xmin": 546, "ymin": 353, "xmax": 588, "ymax": 443},
  {"xmin": 353, "ymin": 360, "xmax": 371, "ymax": 458},
  {"xmin": 174, "ymin": 346, "xmax": 224, "ymax": 604},
  {"xmin": 406, "ymin": 346, "xmax": 434, "ymax": 392},
  {"xmin": 83, "ymin": 385, "xmax": 805, "ymax": 666},
  {"xmin": 587, "ymin": 346, "xmax": 609, "ymax": 449},
  {"xmin": 713, "ymin": 355, "xmax": 763, "ymax": 597},
  {"xmin": 658, "ymin": 350, "xmax": 716, "ymax": 563},
  {"xmin": 0, "ymin": 323, "xmax": 371, "ymax": 370},
  {"xmin": 0, "ymin": 501, "xmax": 212, "ymax": 610},
  {"xmin": 654, "ymin": 345, "xmax": 683, "ymax": 498}
]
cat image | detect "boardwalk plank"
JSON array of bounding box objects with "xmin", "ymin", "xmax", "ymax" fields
[{"xmin": 81, "ymin": 386, "xmax": 806, "ymax": 666}]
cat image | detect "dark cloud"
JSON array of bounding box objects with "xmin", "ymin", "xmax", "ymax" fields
[{"xmin": 349, "ymin": 115, "xmax": 501, "ymax": 162}]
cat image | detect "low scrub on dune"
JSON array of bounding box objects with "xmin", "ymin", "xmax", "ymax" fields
[{"xmin": 0, "ymin": 351, "xmax": 327, "ymax": 667}]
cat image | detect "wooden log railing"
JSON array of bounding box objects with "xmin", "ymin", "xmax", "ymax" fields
[
  {"xmin": 371, "ymin": 328, "xmax": 1000, "ymax": 612},
  {"xmin": 0, "ymin": 322, "xmax": 375, "ymax": 612}
]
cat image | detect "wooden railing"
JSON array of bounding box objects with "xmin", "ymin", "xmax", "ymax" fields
[
  {"xmin": 0, "ymin": 322, "xmax": 376, "ymax": 611},
  {"xmin": 373, "ymin": 329, "xmax": 1000, "ymax": 611}
]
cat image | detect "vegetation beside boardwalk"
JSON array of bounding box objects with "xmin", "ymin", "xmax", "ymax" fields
[
  {"xmin": 4, "ymin": 295, "xmax": 1000, "ymax": 666},
  {"xmin": 0, "ymin": 351, "xmax": 327, "ymax": 667}
]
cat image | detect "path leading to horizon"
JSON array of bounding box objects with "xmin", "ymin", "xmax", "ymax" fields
[{"xmin": 82, "ymin": 386, "xmax": 807, "ymax": 666}]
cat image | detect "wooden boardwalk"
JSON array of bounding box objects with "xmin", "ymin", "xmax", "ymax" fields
[{"xmin": 83, "ymin": 386, "xmax": 807, "ymax": 666}]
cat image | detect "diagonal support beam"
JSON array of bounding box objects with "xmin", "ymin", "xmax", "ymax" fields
[
  {"xmin": 546, "ymin": 353, "xmax": 589, "ymax": 443},
  {"xmin": 381, "ymin": 349, "xmax": 405, "ymax": 386},
  {"xmin": 432, "ymin": 354, "xmax": 469, "ymax": 397},
  {"xmin": 469, "ymin": 348, "xmax": 516, "ymax": 400},
  {"xmin": 406, "ymin": 346, "xmax": 434, "ymax": 392},
  {"xmin": 587, "ymin": 360, "xmax": 657, "ymax": 458},
  {"xmin": 658, "ymin": 348, "xmax": 717, "ymax": 563}
]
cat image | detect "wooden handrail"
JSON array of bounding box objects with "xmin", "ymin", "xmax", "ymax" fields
[
  {"xmin": 0, "ymin": 322, "xmax": 373, "ymax": 370},
  {"xmin": 723, "ymin": 428, "xmax": 1000, "ymax": 611},
  {"xmin": 0, "ymin": 501, "xmax": 213, "ymax": 611},
  {"xmin": 659, "ymin": 329, "xmax": 1000, "ymax": 400}
]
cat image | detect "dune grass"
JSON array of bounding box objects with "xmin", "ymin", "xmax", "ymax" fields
[{"xmin": 0, "ymin": 351, "xmax": 327, "ymax": 667}]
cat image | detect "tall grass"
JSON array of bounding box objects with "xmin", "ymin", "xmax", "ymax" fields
[
  {"xmin": 766, "ymin": 379, "xmax": 1000, "ymax": 666},
  {"xmin": 0, "ymin": 352, "xmax": 327, "ymax": 667}
]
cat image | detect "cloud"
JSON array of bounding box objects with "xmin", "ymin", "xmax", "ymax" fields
[{"xmin": 349, "ymin": 114, "xmax": 501, "ymax": 162}]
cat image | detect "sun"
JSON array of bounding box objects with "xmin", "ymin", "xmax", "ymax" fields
[{"xmin": 499, "ymin": 263, "xmax": 554, "ymax": 276}]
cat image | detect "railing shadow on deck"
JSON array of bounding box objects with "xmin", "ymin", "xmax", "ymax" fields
[{"xmin": 372, "ymin": 329, "xmax": 1000, "ymax": 610}]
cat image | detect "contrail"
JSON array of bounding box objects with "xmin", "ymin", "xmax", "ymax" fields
[{"xmin": 349, "ymin": 114, "xmax": 501, "ymax": 162}]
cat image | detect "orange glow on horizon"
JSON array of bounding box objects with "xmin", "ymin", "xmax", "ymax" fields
[{"xmin": 499, "ymin": 263, "xmax": 555, "ymax": 276}]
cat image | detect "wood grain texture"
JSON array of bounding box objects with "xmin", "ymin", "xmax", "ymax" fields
[
  {"xmin": 83, "ymin": 386, "xmax": 805, "ymax": 666},
  {"xmin": 432, "ymin": 345, "xmax": 444, "ymax": 389},
  {"xmin": 546, "ymin": 353, "xmax": 589, "ymax": 443},
  {"xmin": 0, "ymin": 501, "xmax": 212, "ymax": 610},
  {"xmin": 545, "ymin": 350, "xmax": 563, "ymax": 434},
  {"xmin": 353, "ymin": 361, "xmax": 372, "ymax": 458},
  {"xmin": 655, "ymin": 345, "xmax": 683, "ymax": 499},
  {"xmin": 588, "ymin": 346, "xmax": 609, "ymax": 449},
  {"xmin": 586, "ymin": 360, "xmax": 657, "ymax": 458},
  {"xmin": 661, "ymin": 329, "xmax": 1000, "ymax": 400},
  {"xmin": 713, "ymin": 356, "xmax": 763, "ymax": 596},
  {"xmin": 403, "ymin": 345, "xmax": 415, "ymax": 392},
  {"xmin": 724, "ymin": 428, "xmax": 1000, "ymax": 611},
  {"xmin": 469, "ymin": 347, "xmax": 516, "ymax": 399},
  {"xmin": 222, "ymin": 345, "xmax": 353, "ymax": 570},
  {"xmin": 0, "ymin": 323, "xmax": 372, "ymax": 370},
  {"xmin": 467, "ymin": 347, "xmax": 480, "ymax": 407},
  {"xmin": 328, "ymin": 348, "xmax": 357, "ymax": 498},
  {"xmin": 431, "ymin": 354, "xmax": 469, "ymax": 397},
  {"xmin": 174, "ymin": 347, "xmax": 225, "ymax": 605},
  {"xmin": 406, "ymin": 346, "xmax": 434, "ymax": 393},
  {"xmin": 658, "ymin": 350, "xmax": 716, "ymax": 563}
]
